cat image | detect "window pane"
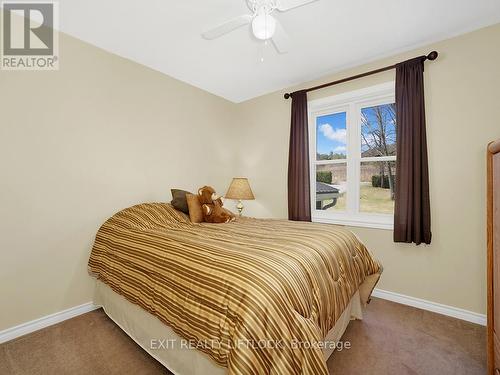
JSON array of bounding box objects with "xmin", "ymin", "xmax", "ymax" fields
[
  {"xmin": 315, "ymin": 163, "xmax": 347, "ymax": 212},
  {"xmin": 361, "ymin": 103, "xmax": 396, "ymax": 157},
  {"xmin": 360, "ymin": 161, "xmax": 396, "ymax": 214},
  {"xmin": 316, "ymin": 112, "xmax": 347, "ymax": 160}
]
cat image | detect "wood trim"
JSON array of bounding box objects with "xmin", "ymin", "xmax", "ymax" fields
[
  {"xmin": 489, "ymin": 139, "xmax": 500, "ymax": 155},
  {"xmin": 487, "ymin": 140, "xmax": 500, "ymax": 375},
  {"xmin": 495, "ymin": 333, "xmax": 500, "ymax": 370},
  {"xmin": 488, "ymin": 142, "xmax": 494, "ymax": 375}
]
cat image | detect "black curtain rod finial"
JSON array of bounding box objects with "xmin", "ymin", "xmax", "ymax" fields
[
  {"xmin": 284, "ymin": 93, "xmax": 291, "ymax": 99},
  {"xmin": 426, "ymin": 51, "xmax": 438, "ymax": 61}
]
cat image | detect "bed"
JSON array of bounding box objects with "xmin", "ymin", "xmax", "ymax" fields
[{"xmin": 88, "ymin": 203, "xmax": 382, "ymax": 375}]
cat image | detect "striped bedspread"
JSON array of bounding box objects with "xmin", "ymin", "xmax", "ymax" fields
[{"xmin": 88, "ymin": 203, "xmax": 381, "ymax": 375}]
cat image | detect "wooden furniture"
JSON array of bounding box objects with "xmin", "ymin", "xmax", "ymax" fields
[{"xmin": 488, "ymin": 139, "xmax": 500, "ymax": 375}]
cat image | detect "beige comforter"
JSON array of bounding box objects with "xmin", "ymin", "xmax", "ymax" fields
[{"xmin": 88, "ymin": 203, "xmax": 381, "ymax": 375}]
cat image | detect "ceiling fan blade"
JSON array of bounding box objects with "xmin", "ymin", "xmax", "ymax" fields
[
  {"xmin": 276, "ymin": 0, "xmax": 319, "ymax": 12},
  {"xmin": 202, "ymin": 15, "xmax": 253, "ymax": 40},
  {"xmin": 272, "ymin": 21, "xmax": 291, "ymax": 54}
]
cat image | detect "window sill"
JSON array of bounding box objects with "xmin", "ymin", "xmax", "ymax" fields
[{"xmin": 312, "ymin": 215, "xmax": 394, "ymax": 230}]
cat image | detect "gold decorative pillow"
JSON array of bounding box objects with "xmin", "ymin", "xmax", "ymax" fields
[{"xmin": 186, "ymin": 193, "xmax": 203, "ymax": 223}]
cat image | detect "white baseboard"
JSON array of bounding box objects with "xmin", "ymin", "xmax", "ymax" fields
[
  {"xmin": 372, "ymin": 288, "xmax": 486, "ymax": 326},
  {"xmin": 0, "ymin": 290, "xmax": 486, "ymax": 344},
  {"xmin": 0, "ymin": 302, "xmax": 98, "ymax": 344}
]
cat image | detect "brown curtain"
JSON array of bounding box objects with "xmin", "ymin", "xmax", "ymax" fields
[
  {"xmin": 288, "ymin": 90, "xmax": 311, "ymax": 221},
  {"xmin": 394, "ymin": 57, "xmax": 432, "ymax": 244}
]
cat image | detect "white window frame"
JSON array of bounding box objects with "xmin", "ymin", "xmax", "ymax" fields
[{"xmin": 308, "ymin": 82, "xmax": 396, "ymax": 230}]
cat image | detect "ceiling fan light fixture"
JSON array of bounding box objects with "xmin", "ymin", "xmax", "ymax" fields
[{"xmin": 252, "ymin": 13, "xmax": 276, "ymax": 40}]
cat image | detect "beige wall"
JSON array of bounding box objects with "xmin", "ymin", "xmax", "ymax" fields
[
  {"xmin": 1, "ymin": 20, "xmax": 499, "ymax": 332},
  {"xmin": 0, "ymin": 31, "xmax": 236, "ymax": 331},
  {"xmin": 234, "ymin": 23, "xmax": 500, "ymax": 315}
]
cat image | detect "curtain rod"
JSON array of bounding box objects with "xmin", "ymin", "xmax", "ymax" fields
[{"xmin": 283, "ymin": 51, "xmax": 438, "ymax": 99}]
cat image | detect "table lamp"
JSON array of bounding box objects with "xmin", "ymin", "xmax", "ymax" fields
[{"xmin": 225, "ymin": 178, "xmax": 255, "ymax": 216}]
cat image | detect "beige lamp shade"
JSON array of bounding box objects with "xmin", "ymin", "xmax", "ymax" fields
[{"xmin": 225, "ymin": 178, "xmax": 255, "ymax": 200}]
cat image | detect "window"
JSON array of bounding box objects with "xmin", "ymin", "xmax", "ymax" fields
[{"xmin": 309, "ymin": 82, "xmax": 396, "ymax": 229}]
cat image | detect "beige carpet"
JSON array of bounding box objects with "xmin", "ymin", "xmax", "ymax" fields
[{"xmin": 0, "ymin": 298, "xmax": 486, "ymax": 375}]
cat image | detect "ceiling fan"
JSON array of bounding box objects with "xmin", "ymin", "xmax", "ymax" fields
[{"xmin": 202, "ymin": 0, "xmax": 319, "ymax": 54}]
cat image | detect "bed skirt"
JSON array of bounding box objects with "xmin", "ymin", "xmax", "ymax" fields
[{"xmin": 94, "ymin": 274, "xmax": 379, "ymax": 375}]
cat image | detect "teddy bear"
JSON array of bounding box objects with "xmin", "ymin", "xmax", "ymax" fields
[{"xmin": 198, "ymin": 186, "xmax": 235, "ymax": 224}]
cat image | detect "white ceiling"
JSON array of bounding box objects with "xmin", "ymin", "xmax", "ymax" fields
[{"xmin": 59, "ymin": 0, "xmax": 500, "ymax": 103}]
